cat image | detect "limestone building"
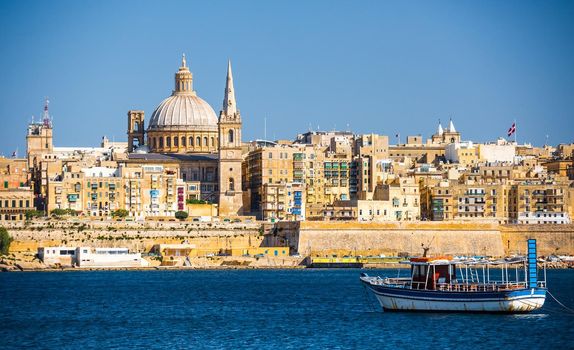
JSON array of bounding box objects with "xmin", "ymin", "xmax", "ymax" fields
[{"xmin": 0, "ymin": 157, "xmax": 34, "ymax": 221}]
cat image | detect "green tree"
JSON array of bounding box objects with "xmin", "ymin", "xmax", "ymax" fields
[
  {"xmin": 0, "ymin": 227, "xmax": 12, "ymax": 256},
  {"xmin": 112, "ymin": 209, "xmax": 129, "ymax": 218},
  {"xmin": 175, "ymin": 211, "xmax": 189, "ymax": 221},
  {"xmin": 186, "ymin": 199, "xmax": 207, "ymax": 205},
  {"xmin": 50, "ymin": 208, "xmax": 67, "ymax": 217},
  {"xmin": 64, "ymin": 208, "xmax": 78, "ymax": 216},
  {"xmin": 25, "ymin": 210, "xmax": 45, "ymax": 220}
]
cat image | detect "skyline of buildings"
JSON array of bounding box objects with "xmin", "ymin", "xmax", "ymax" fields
[{"xmin": 0, "ymin": 54, "xmax": 573, "ymax": 224}]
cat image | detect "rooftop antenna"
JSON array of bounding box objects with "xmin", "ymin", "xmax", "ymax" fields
[{"xmin": 42, "ymin": 97, "xmax": 52, "ymax": 128}]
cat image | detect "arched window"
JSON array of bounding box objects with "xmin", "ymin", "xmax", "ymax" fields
[
  {"xmin": 159, "ymin": 137, "xmax": 164, "ymax": 148},
  {"xmin": 228, "ymin": 129, "xmax": 234, "ymax": 143},
  {"xmin": 166, "ymin": 137, "xmax": 171, "ymax": 147},
  {"xmin": 134, "ymin": 121, "xmax": 139, "ymax": 132},
  {"xmin": 196, "ymin": 137, "xmax": 201, "ymax": 146},
  {"xmin": 203, "ymin": 137, "xmax": 208, "ymax": 147},
  {"xmin": 229, "ymin": 177, "xmax": 235, "ymax": 191},
  {"xmin": 189, "ymin": 137, "xmax": 194, "ymax": 147},
  {"xmin": 151, "ymin": 138, "xmax": 155, "ymax": 149},
  {"xmin": 174, "ymin": 136, "xmax": 179, "ymax": 147},
  {"xmin": 181, "ymin": 137, "xmax": 186, "ymax": 147},
  {"xmin": 211, "ymin": 137, "xmax": 215, "ymax": 147}
]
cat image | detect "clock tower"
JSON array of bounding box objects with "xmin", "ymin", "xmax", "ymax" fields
[{"xmin": 217, "ymin": 60, "xmax": 243, "ymax": 216}]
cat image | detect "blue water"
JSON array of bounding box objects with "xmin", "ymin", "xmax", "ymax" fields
[{"xmin": 1, "ymin": 269, "xmax": 573, "ymax": 349}]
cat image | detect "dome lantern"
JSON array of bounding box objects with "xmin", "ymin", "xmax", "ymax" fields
[{"xmin": 174, "ymin": 53, "xmax": 194, "ymax": 95}]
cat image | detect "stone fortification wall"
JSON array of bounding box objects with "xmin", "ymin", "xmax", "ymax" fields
[
  {"xmin": 5, "ymin": 220, "xmax": 574, "ymax": 258},
  {"xmin": 5, "ymin": 220, "xmax": 263, "ymax": 254},
  {"xmin": 275, "ymin": 221, "xmax": 574, "ymax": 257},
  {"xmin": 500, "ymin": 224, "xmax": 574, "ymax": 256}
]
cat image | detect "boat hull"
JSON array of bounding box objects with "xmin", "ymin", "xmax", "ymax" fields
[{"xmin": 364, "ymin": 283, "xmax": 546, "ymax": 313}]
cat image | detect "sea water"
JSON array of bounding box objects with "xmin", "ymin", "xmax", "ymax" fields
[{"xmin": 1, "ymin": 269, "xmax": 573, "ymax": 349}]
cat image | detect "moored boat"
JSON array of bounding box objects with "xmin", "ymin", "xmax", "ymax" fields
[{"xmin": 360, "ymin": 239, "xmax": 546, "ymax": 313}]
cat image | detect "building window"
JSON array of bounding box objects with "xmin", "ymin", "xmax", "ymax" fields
[
  {"xmin": 196, "ymin": 137, "xmax": 201, "ymax": 146},
  {"xmin": 166, "ymin": 137, "xmax": 171, "ymax": 147},
  {"xmin": 182, "ymin": 137, "xmax": 186, "ymax": 147},
  {"xmin": 228, "ymin": 129, "xmax": 234, "ymax": 143},
  {"xmin": 159, "ymin": 137, "xmax": 164, "ymax": 148},
  {"xmin": 174, "ymin": 137, "xmax": 178, "ymax": 147},
  {"xmin": 211, "ymin": 137, "xmax": 215, "ymax": 147},
  {"xmin": 203, "ymin": 137, "xmax": 208, "ymax": 147},
  {"xmin": 269, "ymin": 152, "xmax": 273, "ymax": 159},
  {"xmin": 189, "ymin": 137, "xmax": 194, "ymax": 146},
  {"xmin": 229, "ymin": 178, "xmax": 235, "ymax": 191}
]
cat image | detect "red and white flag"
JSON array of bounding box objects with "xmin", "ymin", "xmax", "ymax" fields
[{"xmin": 507, "ymin": 122, "xmax": 516, "ymax": 137}]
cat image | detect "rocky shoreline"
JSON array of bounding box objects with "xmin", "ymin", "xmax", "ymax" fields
[{"xmin": 2, "ymin": 259, "xmax": 572, "ymax": 272}]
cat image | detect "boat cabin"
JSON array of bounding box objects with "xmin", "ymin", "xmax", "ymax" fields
[{"xmin": 409, "ymin": 256, "xmax": 455, "ymax": 290}]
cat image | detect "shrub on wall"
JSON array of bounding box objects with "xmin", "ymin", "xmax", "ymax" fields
[
  {"xmin": 186, "ymin": 199, "xmax": 207, "ymax": 205},
  {"xmin": 112, "ymin": 209, "xmax": 129, "ymax": 218},
  {"xmin": 25, "ymin": 210, "xmax": 45, "ymax": 220},
  {"xmin": 175, "ymin": 211, "xmax": 189, "ymax": 221},
  {"xmin": 0, "ymin": 227, "xmax": 12, "ymax": 256}
]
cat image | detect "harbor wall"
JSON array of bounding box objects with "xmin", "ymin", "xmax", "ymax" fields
[
  {"xmin": 5, "ymin": 220, "xmax": 574, "ymax": 259},
  {"xmin": 275, "ymin": 221, "xmax": 574, "ymax": 257},
  {"xmin": 5, "ymin": 220, "xmax": 264, "ymax": 255}
]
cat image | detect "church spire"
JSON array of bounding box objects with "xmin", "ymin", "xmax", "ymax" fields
[
  {"xmin": 437, "ymin": 119, "xmax": 443, "ymax": 135},
  {"xmin": 448, "ymin": 118, "xmax": 456, "ymax": 132},
  {"xmin": 222, "ymin": 60, "xmax": 237, "ymax": 116}
]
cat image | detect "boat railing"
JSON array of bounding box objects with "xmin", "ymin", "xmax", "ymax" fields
[
  {"xmin": 379, "ymin": 277, "xmax": 410, "ymax": 287},
  {"xmin": 435, "ymin": 281, "xmax": 528, "ymax": 292}
]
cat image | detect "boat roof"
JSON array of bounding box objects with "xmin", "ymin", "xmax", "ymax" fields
[{"xmin": 402, "ymin": 256, "xmax": 527, "ymax": 266}]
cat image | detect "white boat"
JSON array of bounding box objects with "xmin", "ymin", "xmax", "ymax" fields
[{"xmin": 360, "ymin": 239, "xmax": 546, "ymax": 313}]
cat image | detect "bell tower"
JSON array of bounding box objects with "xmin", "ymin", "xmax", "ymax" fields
[
  {"xmin": 218, "ymin": 60, "xmax": 243, "ymax": 216},
  {"xmin": 26, "ymin": 98, "xmax": 53, "ymax": 168},
  {"xmin": 127, "ymin": 110, "xmax": 145, "ymax": 152}
]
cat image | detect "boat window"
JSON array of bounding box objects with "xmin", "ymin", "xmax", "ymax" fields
[{"xmin": 412, "ymin": 265, "xmax": 427, "ymax": 279}]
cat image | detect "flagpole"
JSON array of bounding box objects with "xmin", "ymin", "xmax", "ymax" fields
[{"xmin": 514, "ymin": 119, "xmax": 518, "ymax": 146}]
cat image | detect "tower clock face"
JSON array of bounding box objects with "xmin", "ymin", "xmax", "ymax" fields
[{"xmin": 226, "ymin": 151, "xmax": 233, "ymax": 158}]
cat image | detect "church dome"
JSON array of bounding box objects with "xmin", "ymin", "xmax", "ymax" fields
[
  {"xmin": 148, "ymin": 94, "xmax": 218, "ymax": 131},
  {"xmin": 147, "ymin": 54, "xmax": 218, "ymax": 132}
]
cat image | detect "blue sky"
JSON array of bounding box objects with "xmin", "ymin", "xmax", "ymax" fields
[{"xmin": 0, "ymin": 0, "xmax": 573, "ymax": 155}]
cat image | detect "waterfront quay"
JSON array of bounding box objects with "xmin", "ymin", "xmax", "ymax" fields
[{"xmin": 2, "ymin": 219, "xmax": 574, "ymax": 271}]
